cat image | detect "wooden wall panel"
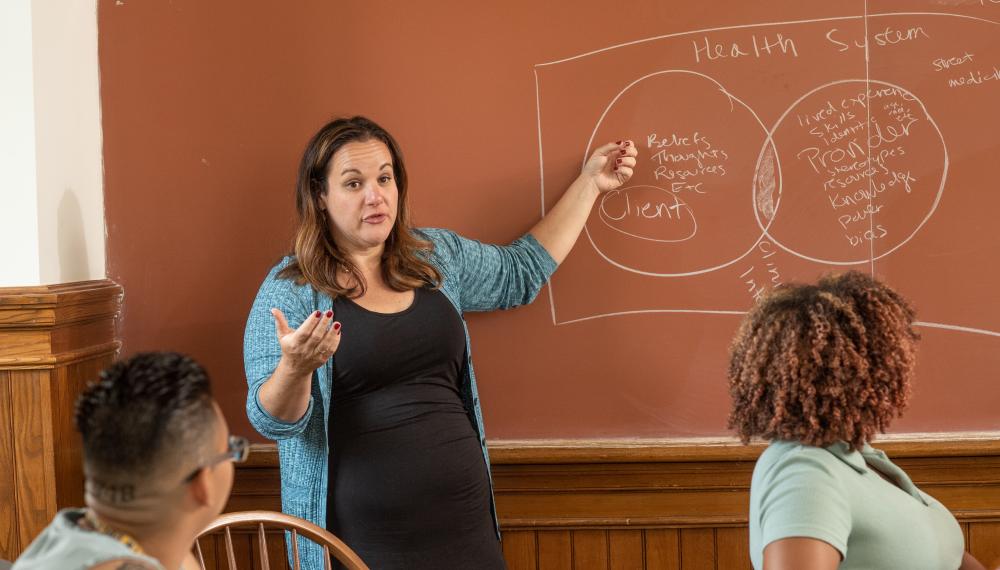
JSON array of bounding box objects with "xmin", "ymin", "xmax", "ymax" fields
[
  {"xmin": 51, "ymin": 358, "xmax": 107, "ymax": 509},
  {"xmin": 608, "ymin": 530, "xmax": 643, "ymax": 569},
  {"xmin": 195, "ymin": 534, "xmax": 219, "ymax": 570},
  {"xmin": 572, "ymin": 530, "xmax": 608, "ymax": 570},
  {"xmin": 536, "ymin": 530, "xmax": 572, "ymax": 570},
  {"xmin": 229, "ymin": 532, "xmax": 254, "ymax": 570},
  {"xmin": 503, "ymin": 531, "xmax": 538, "ymax": 570},
  {"xmin": 0, "ymin": 280, "xmax": 122, "ymax": 558},
  {"xmin": 644, "ymin": 529, "xmax": 680, "ymax": 570},
  {"xmin": 260, "ymin": 531, "xmax": 290, "ymax": 570},
  {"xmin": 9, "ymin": 369, "xmax": 57, "ymax": 550},
  {"xmin": 260, "ymin": 534, "xmax": 282, "ymax": 570},
  {"xmin": 679, "ymin": 529, "xmax": 715, "ymax": 570},
  {"xmin": 715, "ymin": 527, "xmax": 752, "ymax": 570},
  {"xmin": 0, "ymin": 371, "xmax": 17, "ymax": 556},
  {"xmin": 970, "ymin": 522, "xmax": 1000, "ymax": 569}
]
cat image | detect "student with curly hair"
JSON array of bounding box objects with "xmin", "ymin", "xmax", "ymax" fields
[{"xmin": 728, "ymin": 271, "xmax": 985, "ymax": 570}]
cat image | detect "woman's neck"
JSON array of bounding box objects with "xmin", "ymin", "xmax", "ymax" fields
[{"xmin": 339, "ymin": 245, "xmax": 384, "ymax": 287}]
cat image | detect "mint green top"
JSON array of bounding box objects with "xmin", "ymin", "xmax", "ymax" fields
[
  {"xmin": 749, "ymin": 440, "xmax": 964, "ymax": 570},
  {"xmin": 13, "ymin": 509, "xmax": 163, "ymax": 570}
]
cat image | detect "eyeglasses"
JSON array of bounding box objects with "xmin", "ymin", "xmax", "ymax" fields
[{"xmin": 182, "ymin": 435, "xmax": 250, "ymax": 484}]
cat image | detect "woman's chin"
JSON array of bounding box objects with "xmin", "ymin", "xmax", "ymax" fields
[
  {"xmin": 361, "ymin": 230, "xmax": 393, "ymax": 249},
  {"xmin": 337, "ymin": 223, "xmax": 395, "ymax": 252}
]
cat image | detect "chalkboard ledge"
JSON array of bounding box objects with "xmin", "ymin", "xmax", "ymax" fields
[{"xmin": 487, "ymin": 432, "xmax": 1000, "ymax": 464}]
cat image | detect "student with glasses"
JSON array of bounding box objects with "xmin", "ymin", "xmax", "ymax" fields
[{"xmin": 14, "ymin": 352, "xmax": 248, "ymax": 570}]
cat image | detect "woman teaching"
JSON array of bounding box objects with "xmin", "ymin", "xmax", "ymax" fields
[
  {"xmin": 728, "ymin": 272, "xmax": 986, "ymax": 570},
  {"xmin": 243, "ymin": 116, "xmax": 636, "ymax": 569}
]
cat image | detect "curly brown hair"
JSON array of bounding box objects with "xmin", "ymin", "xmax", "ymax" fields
[{"xmin": 727, "ymin": 271, "xmax": 919, "ymax": 450}]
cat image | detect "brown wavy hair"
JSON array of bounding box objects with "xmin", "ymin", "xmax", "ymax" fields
[
  {"xmin": 727, "ymin": 271, "xmax": 919, "ymax": 450},
  {"xmin": 278, "ymin": 116, "xmax": 441, "ymax": 298}
]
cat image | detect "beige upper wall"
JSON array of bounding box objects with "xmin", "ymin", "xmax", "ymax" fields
[
  {"xmin": 0, "ymin": 1, "xmax": 41, "ymax": 286},
  {"xmin": 0, "ymin": 0, "xmax": 105, "ymax": 287}
]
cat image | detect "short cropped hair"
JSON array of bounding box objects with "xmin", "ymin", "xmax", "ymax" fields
[
  {"xmin": 74, "ymin": 352, "xmax": 216, "ymax": 494},
  {"xmin": 727, "ymin": 271, "xmax": 919, "ymax": 450}
]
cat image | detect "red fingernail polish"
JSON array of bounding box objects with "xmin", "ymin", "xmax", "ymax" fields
[
  {"xmin": 624, "ymin": 141, "xmax": 631, "ymax": 147},
  {"xmin": 616, "ymin": 140, "xmax": 622, "ymax": 145},
  {"xmin": 314, "ymin": 311, "xmax": 322, "ymax": 318},
  {"xmin": 620, "ymin": 149, "xmax": 626, "ymax": 155},
  {"xmin": 613, "ymin": 166, "xmax": 619, "ymax": 171},
  {"xmin": 334, "ymin": 322, "xmax": 342, "ymax": 331},
  {"xmin": 616, "ymin": 158, "xmax": 622, "ymax": 164},
  {"xmin": 325, "ymin": 310, "xmax": 333, "ymax": 318}
]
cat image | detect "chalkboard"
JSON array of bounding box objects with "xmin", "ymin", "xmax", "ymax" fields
[
  {"xmin": 99, "ymin": 0, "xmax": 1000, "ymax": 441},
  {"xmin": 525, "ymin": 3, "xmax": 1000, "ymax": 437}
]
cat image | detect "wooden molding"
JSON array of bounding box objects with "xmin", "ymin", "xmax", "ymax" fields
[
  {"xmin": 238, "ymin": 432, "xmax": 1000, "ymax": 470},
  {"xmin": 0, "ymin": 280, "xmax": 123, "ymax": 368},
  {"xmin": 0, "ymin": 280, "xmax": 123, "ymax": 558},
  {"xmin": 487, "ymin": 433, "xmax": 1000, "ymax": 463}
]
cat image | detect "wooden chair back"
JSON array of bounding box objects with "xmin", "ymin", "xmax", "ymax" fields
[{"xmin": 195, "ymin": 510, "xmax": 369, "ymax": 570}]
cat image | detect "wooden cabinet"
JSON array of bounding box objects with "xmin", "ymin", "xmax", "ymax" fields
[{"xmin": 0, "ymin": 280, "xmax": 122, "ymax": 559}]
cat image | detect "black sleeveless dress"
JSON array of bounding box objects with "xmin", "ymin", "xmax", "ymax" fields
[{"xmin": 326, "ymin": 287, "xmax": 506, "ymax": 570}]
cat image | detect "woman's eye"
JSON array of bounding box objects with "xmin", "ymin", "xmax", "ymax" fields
[
  {"xmin": 346, "ymin": 181, "xmax": 360, "ymax": 189},
  {"xmin": 379, "ymin": 176, "xmax": 392, "ymax": 184}
]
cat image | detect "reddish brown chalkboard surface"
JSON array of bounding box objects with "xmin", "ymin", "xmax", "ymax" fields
[{"xmin": 99, "ymin": 0, "xmax": 1000, "ymax": 441}]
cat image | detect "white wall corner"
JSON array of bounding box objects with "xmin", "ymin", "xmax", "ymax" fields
[
  {"xmin": 0, "ymin": 0, "xmax": 106, "ymax": 288},
  {"xmin": 31, "ymin": 0, "xmax": 106, "ymax": 285},
  {"xmin": 0, "ymin": 0, "xmax": 42, "ymax": 287}
]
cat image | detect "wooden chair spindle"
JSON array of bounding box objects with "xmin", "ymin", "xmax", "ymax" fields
[
  {"xmin": 257, "ymin": 522, "xmax": 271, "ymax": 570},
  {"xmin": 224, "ymin": 527, "xmax": 236, "ymax": 570}
]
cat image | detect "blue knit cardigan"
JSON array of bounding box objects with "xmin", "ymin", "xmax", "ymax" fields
[{"xmin": 243, "ymin": 228, "xmax": 556, "ymax": 569}]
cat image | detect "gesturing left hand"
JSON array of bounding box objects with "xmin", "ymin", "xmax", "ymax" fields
[{"xmin": 582, "ymin": 140, "xmax": 638, "ymax": 193}]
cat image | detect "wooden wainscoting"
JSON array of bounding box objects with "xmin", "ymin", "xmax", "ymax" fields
[
  {"xmin": 214, "ymin": 435, "xmax": 1000, "ymax": 569},
  {"xmin": 0, "ymin": 280, "xmax": 122, "ymax": 559}
]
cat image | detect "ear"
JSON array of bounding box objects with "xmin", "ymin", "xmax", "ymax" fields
[
  {"xmin": 187, "ymin": 467, "xmax": 212, "ymax": 508},
  {"xmin": 311, "ymin": 177, "xmax": 328, "ymax": 211}
]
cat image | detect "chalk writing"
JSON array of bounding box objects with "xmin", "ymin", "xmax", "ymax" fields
[
  {"xmin": 598, "ymin": 185, "xmax": 698, "ymax": 243},
  {"xmin": 947, "ymin": 65, "xmax": 1000, "ymax": 88},
  {"xmin": 601, "ymin": 191, "xmax": 688, "ymax": 222},
  {"xmin": 647, "ymin": 131, "xmax": 731, "ymax": 183},
  {"xmin": 825, "ymin": 26, "xmax": 929, "ymax": 53},
  {"xmin": 738, "ymin": 240, "xmax": 782, "ymax": 302},
  {"xmin": 932, "ymin": 52, "xmax": 975, "ymax": 71},
  {"xmin": 789, "ymin": 84, "xmax": 927, "ymax": 248},
  {"xmin": 693, "ymin": 33, "xmax": 798, "ymax": 64},
  {"xmin": 535, "ymin": 12, "xmax": 978, "ymax": 331}
]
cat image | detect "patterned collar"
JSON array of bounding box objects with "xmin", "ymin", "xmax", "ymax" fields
[{"xmin": 79, "ymin": 509, "xmax": 147, "ymax": 556}]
